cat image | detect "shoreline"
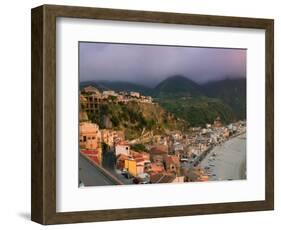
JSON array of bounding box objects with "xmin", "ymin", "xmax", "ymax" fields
[{"xmin": 198, "ymin": 132, "xmax": 247, "ymax": 181}]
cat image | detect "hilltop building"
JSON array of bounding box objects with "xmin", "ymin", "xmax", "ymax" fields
[
  {"xmin": 82, "ymin": 85, "xmax": 100, "ymax": 94},
  {"xmin": 130, "ymin": 91, "xmax": 140, "ymax": 98},
  {"xmin": 103, "ymin": 90, "xmax": 118, "ymax": 97},
  {"xmin": 81, "ymin": 87, "xmax": 103, "ymax": 114}
]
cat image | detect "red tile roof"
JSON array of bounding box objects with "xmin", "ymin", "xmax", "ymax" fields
[
  {"xmin": 88, "ymin": 155, "xmax": 99, "ymax": 164},
  {"xmin": 150, "ymin": 145, "xmax": 168, "ymax": 155},
  {"xmin": 115, "ymin": 140, "xmax": 129, "ymax": 146},
  {"xmin": 80, "ymin": 149, "xmax": 99, "ymax": 155},
  {"xmin": 165, "ymin": 155, "xmax": 180, "ymax": 165},
  {"xmin": 150, "ymin": 163, "xmax": 164, "ymax": 173},
  {"xmin": 150, "ymin": 173, "xmax": 176, "ymax": 183},
  {"xmin": 80, "ymin": 149, "xmax": 99, "ymax": 164}
]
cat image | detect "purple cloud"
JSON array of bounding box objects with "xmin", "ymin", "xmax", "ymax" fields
[{"xmin": 79, "ymin": 42, "xmax": 246, "ymax": 86}]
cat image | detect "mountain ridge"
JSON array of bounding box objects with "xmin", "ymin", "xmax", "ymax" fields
[
  {"xmin": 153, "ymin": 75, "xmax": 204, "ymax": 98},
  {"xmin": 80, "ymin": 75, "xmax": 246, "ymax": 126}
]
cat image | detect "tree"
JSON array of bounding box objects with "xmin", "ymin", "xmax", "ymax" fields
[{"xmin": 131, "ymin": 143, "xmax": 148, "ymax": 152}]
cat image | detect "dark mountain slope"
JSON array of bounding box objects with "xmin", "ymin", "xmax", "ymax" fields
[
  {"xmin": 154, "ymin": 75, "xmax": 204, "ymax": 98},
  {"xmin": 203, "ymin": 78, "xmax": 246, "ymax": 119}
]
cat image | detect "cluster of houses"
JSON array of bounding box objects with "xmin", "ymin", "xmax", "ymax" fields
[
  {"xmin": 79, "ymin": 113, "xmax": 125, "ymax": 164},
  {"xmin": 115, "ymin": 143, "xmax": 185, "ymax": 184},
  {"xmin": 79, "ymin": 113, "xmax": 212, "ymax": 183},
  {"xmin": 79, "ymin": 85, "xmax": 246, "ymax": 184},
  {"xmin": 80, "ymin": 85, "xmax": 153, "ymax": 114}
]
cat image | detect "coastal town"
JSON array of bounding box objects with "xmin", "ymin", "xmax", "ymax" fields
[{"xmin": 79, "ymin": 85, "xmax": 246, "ymax": 186}]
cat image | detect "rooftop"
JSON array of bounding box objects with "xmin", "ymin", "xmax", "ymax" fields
[
  {"xmin": 150, "ymin": 145, "xmax": 168, "ymax": 155},
  {"xmin": 150, "ymin": 173, "xmax": 176, "ymax": 183}
]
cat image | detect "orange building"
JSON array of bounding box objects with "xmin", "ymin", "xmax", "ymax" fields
[
  {"xmin": 164, "ymin": 155, "xmax": 180, "ymax": 175},
  {"xmin": 79, "ymin": 122, "xmax": 102, "ymax": 162},
  {"xmin": 150, "ymin": 145, "xmax": 168, "ymax": 167}
]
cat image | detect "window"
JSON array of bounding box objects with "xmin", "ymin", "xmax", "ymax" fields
[{"xmin": 83, "ymin": 136, "xmax": 86, "ymax": 142}]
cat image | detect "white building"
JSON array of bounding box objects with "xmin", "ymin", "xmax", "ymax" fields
[
  {"xmin": 103, "ymin": 90, "xmax": 118, "ymax": 97},
  {"xmin": 173, "ymin": 142, "xmax": 184, "ymax": 152},
  {"xmin": 115, "ymin": 142, "xmax": 130, "ymax": 156},
  {"xmin": 130, "ymin": 91, "xmax": 140, "ymax": 98}
]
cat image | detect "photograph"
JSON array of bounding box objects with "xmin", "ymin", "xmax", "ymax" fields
[
  {"xmin": 78, "ymin": 42, "xmax": 247, "ymax": 187},
  {"xmin": 30, "ymin": 4, "xmax": 274, "ymax": 224}
]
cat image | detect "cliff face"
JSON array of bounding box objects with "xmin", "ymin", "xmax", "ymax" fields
[{"xmin": 87, "ymin": 101, "xmax": 188, "ymax": 140}]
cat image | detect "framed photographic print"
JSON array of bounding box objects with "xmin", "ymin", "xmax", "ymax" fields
[{"xmin": 31, "ymin": 4, "xmax": 274, "ymax": 225}]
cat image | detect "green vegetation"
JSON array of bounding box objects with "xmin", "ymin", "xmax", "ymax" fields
[
  {"xmin": 130, "ymin": 143, "xmax": 148, "ymax": 152},
  {"xmin": 83, "ymin": 75, "xmax": 246, "ymax": 132},
  {"xmin": 87, "ymin": 101, "xmax": 188, "ymax": 140},
  {"xmin": 203, "ymin": 78, "xmax": 246, "ymax": 119},
  {"xmin": 152, "ymin": 75, "xmax": 245, "ymax": 127},
  {"xmin": 153, "ymin": 75, "xmax": 204, "ymax": 98},
  {"xmin": 101, "ymin": 142, "xmax": 110, "ymax": 152},
  {"xmin": 156, "ymin": 97, "xmax": 235, "ymax": 127}
]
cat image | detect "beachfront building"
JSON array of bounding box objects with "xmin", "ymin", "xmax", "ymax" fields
[{"xmin": 186, "ymin": 167, "xmax": 209, "ymax": 182}]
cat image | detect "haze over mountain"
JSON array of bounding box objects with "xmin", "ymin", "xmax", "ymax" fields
[{"xmin": 80, "ymin": 42, "xmax": 246, "ymax": 86}]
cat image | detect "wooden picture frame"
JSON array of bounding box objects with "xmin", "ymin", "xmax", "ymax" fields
[{"xmin": 31, "ymin": 4, "xmax": 274, "ymax": 225}]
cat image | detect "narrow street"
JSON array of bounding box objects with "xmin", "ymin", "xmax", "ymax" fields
[{"xmin": 102, "ymin": 150, "xmax": 134, "ymax": 185}]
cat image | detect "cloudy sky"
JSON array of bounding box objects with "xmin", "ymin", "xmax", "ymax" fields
[{"xmin": 79, "ymin": 42, "xmax": 246, "ymax": 87}]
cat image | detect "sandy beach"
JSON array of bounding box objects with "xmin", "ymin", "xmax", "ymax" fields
[{"xmin": 199, "ymin": 133, "xmax": 246, "ymax": 181}]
